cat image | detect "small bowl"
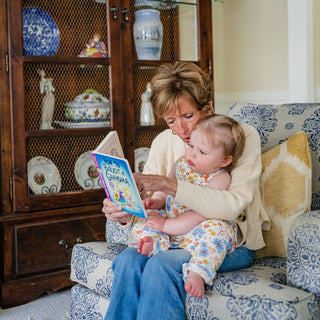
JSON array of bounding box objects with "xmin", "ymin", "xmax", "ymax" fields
[{"xmin": 65, "ymin": 90, "xmax": 110, "ymax": 122}]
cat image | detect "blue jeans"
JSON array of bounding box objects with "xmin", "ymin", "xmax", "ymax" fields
[{"xmin": 105, "ymin": 247, "xmax": 191, "ymax": 320}]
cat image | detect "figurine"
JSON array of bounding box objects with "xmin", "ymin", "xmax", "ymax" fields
[
  {"xmin": 87, "ymin": 33, "xmax": 106, "ymax": 51},
  {"xmin": 79, "ymin": 33, "xmax": 108, "ymax": 58},
  {"xmin": 38, "ymin": 69, "xmax": 55, "ymax": 130},
  {"xmin": 140, "ymin": 82, "xmax": 155, "ymax": 125}
]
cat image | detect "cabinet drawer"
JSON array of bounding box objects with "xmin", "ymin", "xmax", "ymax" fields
[{"xmin": 14, "ymin": 215, "xmax": 105, "ymax": 276}]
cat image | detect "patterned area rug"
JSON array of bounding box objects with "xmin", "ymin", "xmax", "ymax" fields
[{"xmin": 0, "ymin": 288, "xmax": 71, "ymax": 320}]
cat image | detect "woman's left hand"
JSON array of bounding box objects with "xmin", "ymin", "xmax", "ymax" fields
[
  {"xmin": 134, "ymin": 173, "xmax": 160, "ymax": 199},
  {"xmin": 133, "ymin": 172, "xmax": 178, "ymax": 199}
]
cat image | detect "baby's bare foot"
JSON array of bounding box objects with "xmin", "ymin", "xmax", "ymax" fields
[
  {"xmin": 137, "ymin": 236, "xmax": 154, "ymax": 256},
  {"xmin": 184, "ymin": 271, "xmax": 205, "ymax": 298}
]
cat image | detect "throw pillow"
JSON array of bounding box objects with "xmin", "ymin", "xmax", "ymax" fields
[{"xmin": 255, "ymin": 131, "xmax": 312, "ymax": 258}]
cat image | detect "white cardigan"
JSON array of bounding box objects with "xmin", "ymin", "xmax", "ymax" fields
[{"xmin": 143, "ymin": 126, "xmax": 270, "ymax": 250}]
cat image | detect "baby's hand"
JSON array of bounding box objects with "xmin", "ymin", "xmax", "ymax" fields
[
  {"xmin": 146, "ymin": 211, "xmax": 166, "ymax": 232},
  {"xmin": 143, "ymin": 198, "xmax": 162, "ymax": 210}
]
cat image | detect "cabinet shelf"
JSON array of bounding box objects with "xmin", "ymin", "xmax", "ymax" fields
[
  {"xmin": 26, "ymin": 126, "xmax": 113, "ymax": 137},
  {"xmin": 136, "ymin": 124, "xmax": 167, "ymax": 132},
  {"xmin": 24, "ymin": 56, "xmax": 109, "ymax": 65},
  {"xmin": 176, "ymin": 1, "xmax": 197, "ymax": 5},
  {"xmin": 133, "ymin": 59, "xmax": 172, "ymax": 66},
  {"xmin": 136, "ymin": 0, "xmax": 197, "ymax": 8}
]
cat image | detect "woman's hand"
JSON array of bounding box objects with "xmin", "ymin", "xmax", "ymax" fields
[
  {"xmin": 102, "ymin": 198, "xmax": 132, "ymax": 224},
  {"xmin": 146, "ymin": 211, "xmax": 166, "ymax": 232},
  {"xmin": 134, "ymin": 172, "xmax": 178, "ymax": 199}
]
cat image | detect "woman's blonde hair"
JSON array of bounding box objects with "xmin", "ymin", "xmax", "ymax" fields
[
  {"xmin": 194, "ymin": 114, "xmax": 246, "ymax": 172},
  {"xmin": 150, "ymin": 62, "xmax": 213, "ymax": 118}
]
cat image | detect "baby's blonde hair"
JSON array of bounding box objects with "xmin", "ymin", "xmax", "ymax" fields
[{"xmin": 194, "ymin": 114, "xmax": 245, "ymax": 171}]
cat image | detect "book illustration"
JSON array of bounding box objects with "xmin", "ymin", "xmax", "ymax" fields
[{"xmin": 92, "ymin": 131, "xmax": 146, "ymax": 219}]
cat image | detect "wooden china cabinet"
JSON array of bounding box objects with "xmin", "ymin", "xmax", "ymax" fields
[{"xmin": 0, "ymin": 0, "xmax": 213, "ymax": 308}]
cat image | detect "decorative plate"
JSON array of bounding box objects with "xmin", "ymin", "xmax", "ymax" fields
[
  {"xmin": 27, "ymin": 156, "xmax": 61, "ymax": 194},
  {"xmin": 54, "ymin": 121, "xmax": 110, "ymax": 129},
  {"xmin": 134, "ymin": 147, "xmax": 150, "ymax": 173},
  {"xmin": 74, "ymin": 151, "xmax": 102, "ymax": 190},
  {"xmin": 23, "ymin": 7, "xmax": 60, "ymax": 56}
]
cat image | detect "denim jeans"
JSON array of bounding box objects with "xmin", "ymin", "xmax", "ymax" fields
[{"xmin": 105, "ymin": 247, "xmax": 191, "ymax": 320}]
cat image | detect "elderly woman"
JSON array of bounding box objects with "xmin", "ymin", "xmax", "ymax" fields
[{"xmin": 103, "ymin": 62, "xmax": 269, "ymax": 320}]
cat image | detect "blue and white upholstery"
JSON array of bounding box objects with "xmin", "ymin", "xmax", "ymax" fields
[
  {"xmin": 70, "ymin": 103, "xmax": 320, "ymax": 319},
  {"xmin": 228, "ymin": 103, "xmax": 320, "ymax": 211}
]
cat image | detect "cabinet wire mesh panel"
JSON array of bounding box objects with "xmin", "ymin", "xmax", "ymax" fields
[
  {"xmin": 22, "ymin": 0, "xmax": 111, "ymax": 197},
  {"xmin": 24, "ymin": 64, "xmax": 110, "ymax": 131},
  {"xmin": 22, "ymin": 0, "xmax": 108, "ymax": 57},
  {"xmin": 26, "ymin": 135, "xmax": 105, "ymax": 194}
]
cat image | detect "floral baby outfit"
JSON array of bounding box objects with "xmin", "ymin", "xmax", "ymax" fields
[{"xmin": 131, "ymin": 158, "xmax": 237, "ymax": 285}]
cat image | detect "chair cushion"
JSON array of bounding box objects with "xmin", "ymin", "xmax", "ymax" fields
[
  {"xmin": 228, "ymin": 102, "xmax": 320, "ymax": 211},
  {"xmin": 70, "ymin": 242, "xmax": 254, "ymax": 296},
  {"xmin": 71, "ymin": 247, "xmax": 319, "ymax": 320},
  {"xmin": 186, "ymin": 257, "xmax": 318, "ymax": 319},
  {"xmin": 255, "ymin": 131, "xmax": 312, "ymax": 258}
]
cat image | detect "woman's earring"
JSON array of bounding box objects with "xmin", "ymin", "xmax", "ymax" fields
[{"xmin": 172, "ymin": 130, "xmax": 176, "ymax": 135}]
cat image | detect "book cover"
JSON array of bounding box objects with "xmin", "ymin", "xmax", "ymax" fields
[{"xmin": 92, "ymin": 131, "xmax": 147, "ymax": 219}]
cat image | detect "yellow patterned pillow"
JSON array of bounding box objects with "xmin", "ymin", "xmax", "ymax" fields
[{"xmin": 255, "ymin": 131, "xmax": 312, "ymax": 258}]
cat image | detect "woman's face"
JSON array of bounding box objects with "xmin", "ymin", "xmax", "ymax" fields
[{"xmin": 163, "ymin": 96, "xmax": 209, "ymax": 144}]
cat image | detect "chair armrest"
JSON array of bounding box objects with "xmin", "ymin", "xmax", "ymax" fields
[
  {"xmin": 105, "ymin": 218, "xmax": 134, "ymax": 245},
  {"xmin": 287, "ymin": 210, "xmax": 320, "ymax": 299}
]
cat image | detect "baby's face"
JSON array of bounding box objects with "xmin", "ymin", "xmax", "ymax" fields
[{"xmin": 185, "ymin": 128, "xmax": 228, "ymax": 175}]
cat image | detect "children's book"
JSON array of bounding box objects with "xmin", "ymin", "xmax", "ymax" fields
[{"xmin": 91, "ymin": 131, "xmax": 147, "ymax": 219}]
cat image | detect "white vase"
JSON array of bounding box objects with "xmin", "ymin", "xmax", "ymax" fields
[
  {"xmin": 140, "ymin": 82, "xmax": 155, "ymax": 125},
  {"xmin": 133, "ymin": 9, "xmax": 163, "ymax": 60}
]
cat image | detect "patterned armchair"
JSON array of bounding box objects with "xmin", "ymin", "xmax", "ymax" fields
[{"xmin": 70, "ymin": 103, "xmax": 320, "ymax": 319}]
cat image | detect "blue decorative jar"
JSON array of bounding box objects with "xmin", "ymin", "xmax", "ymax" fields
[{"xmin": 133, "ymin": 9, "xmax": 163, "ymax": 60}]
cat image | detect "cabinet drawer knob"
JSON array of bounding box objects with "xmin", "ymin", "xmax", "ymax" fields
[
  {"xmin": 59, "ymin": 240, "xmax": 69, "ymax": 249},
  {"xmin": 77, "ymin": 237, "xmax": 84, "ymax": 244}
]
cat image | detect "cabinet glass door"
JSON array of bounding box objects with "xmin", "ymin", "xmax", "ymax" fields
[
  {"xmin": 125, "ymin": 0, "xmax": 213, "ymax": 166},
  {"xmin": 8, "ymin": 0, "xmax": 122, "ymax": 212}
]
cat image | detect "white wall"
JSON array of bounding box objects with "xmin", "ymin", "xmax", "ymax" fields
[{"xmin": 212, "ymin": 0, "xmax": 320, "ymax": 114}]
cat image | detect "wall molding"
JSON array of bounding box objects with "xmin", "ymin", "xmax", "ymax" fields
[
  {"xmin": 215, "ymin": 87, "xmax": 320, "ymax": 114},
  {"xmin": 314, "ymin": 87, "xmax": 320, "ymax": 102},
  {"xmin": 287, "ymin": 0, "xmax": 314, "ymax": 102},
  {"xmin": 214, "ymin": 90, "xmax": 289, "ymax": 114}
]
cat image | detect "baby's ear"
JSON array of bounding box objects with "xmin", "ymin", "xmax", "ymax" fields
[{"xmin": 221, "ymin": 155, "xmax": 233, "ymax": 168}]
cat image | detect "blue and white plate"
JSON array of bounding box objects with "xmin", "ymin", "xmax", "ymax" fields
[{"xmin": 23, "ymin": 7, "xmax": 60, "ymax": 56}]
